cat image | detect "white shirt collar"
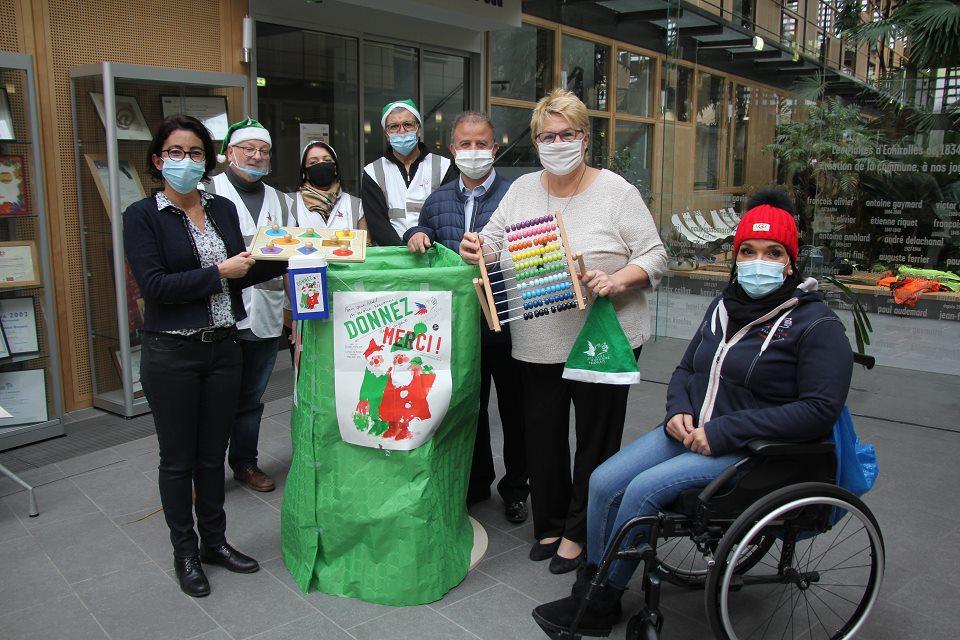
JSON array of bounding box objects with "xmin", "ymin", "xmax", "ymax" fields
[{"xmin": 459, "ymin": 169, "xmax": 496, "ymax": 196}]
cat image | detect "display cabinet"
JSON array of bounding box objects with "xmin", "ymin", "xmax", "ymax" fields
[
  {"xmin": 0, "ymin": 52, "xmax": 64, "ymax": 450},
  {"xmin": 71, "ymin": 63, "xmax": 247, "ymax": 417}
]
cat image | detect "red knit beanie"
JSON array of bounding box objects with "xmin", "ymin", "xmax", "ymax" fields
[{"xmin": 733, "ymin": 204, "xmax": 799, "ymax": 262}]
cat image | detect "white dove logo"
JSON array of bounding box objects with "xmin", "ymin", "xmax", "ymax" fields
[{"xmin": 584, "ymin": 341, "xmax": 609, "ymax": 359}]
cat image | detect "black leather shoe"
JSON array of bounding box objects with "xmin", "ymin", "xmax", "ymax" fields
[
  {"xmin": 529, "ymin": 538, "xmax": 562, "ymax": 561},
  {"xmin": 550, "ymin": 548, "xmax": 586, "ymax": 575},
  {"xmin": 505, "ymin": 500, "xmax": 528, "ymax": 524},
  {"xmin": 200, "ymin": 543, "xmax": 260, "ymax": 574},
  {"xmin": 174, "ymin": 555, "xmax": 210, "ymax": 598}
]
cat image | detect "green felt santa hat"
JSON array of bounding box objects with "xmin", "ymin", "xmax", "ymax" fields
[
  {"xmin": 218, "ymin": 118, "xmax": 272, "ymax": 163},
  {"xmin": 380, "ymin": 99, "xmax": 422, "ymax": 129},
  {"xmin": 562, "ymin": 297, "xmax": 641, "ymax": 385}
]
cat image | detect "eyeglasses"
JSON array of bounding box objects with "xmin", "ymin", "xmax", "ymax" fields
[
  {"xmin": 162, "ymin": 147, "xmax": 205, "ymax": 162},
  {"xmin": 234, "ymin": 145, "xmax": 271, "ymax": 158},
  {"xmin": 385, "ymin": 120, "xmax": 420, "ymax": 134},
  {"xmin": 535, "ymin": 129, "xmax": 585, "ymax": 144}
]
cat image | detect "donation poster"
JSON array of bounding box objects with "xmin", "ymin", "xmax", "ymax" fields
[{"xmin": 332, "ymin": 290, "xmax": 452, "ymax": 451}]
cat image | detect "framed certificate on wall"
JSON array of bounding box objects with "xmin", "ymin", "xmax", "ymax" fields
[
  {"xmin": 0, "ymin": 241, "xmax": 41, "ymax": 288},
  {"xmin": 0, "ymin": 297, "xmax": 40, "ymax": 355},
  {"xmin": 160, "ymin": 95, "xmax": 229, "ymax": 140},
  {"xmin": 0, "ymin": 369, "xmax": 47, "ymax": 427}
]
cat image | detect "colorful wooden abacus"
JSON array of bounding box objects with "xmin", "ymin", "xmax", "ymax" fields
[{"xmin": 473, "ymin": 211, "xmax": 586, "ymax": 332}]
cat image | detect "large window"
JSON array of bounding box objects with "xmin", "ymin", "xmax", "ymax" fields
[
  {"xmin": 695, "ymin": 72, "xmax": 724, "ymax": 191},
  {"xmin": 663, "ymin": 64, "xmax": 692, "ymax": 122},
  {"xmin": 561, "ymin": 35, "xmax": 610, "ymax": 111},
  {"xmin": 489, "ymin": 21, "xmax": 658, "ymax": 190},
  {"xmin": 615, "ymin": 50, "xmax": 653, "ymax": 117},
  {"xmin": 490, "ymin": 23, "xmax": 554, "ymax": 102}
]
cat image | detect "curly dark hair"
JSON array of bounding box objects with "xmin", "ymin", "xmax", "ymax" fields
[
  {"xmin": 146, "ymin": 115, "xmax": 217, "ymax": 183},
  {"xmin": 744, "ymin": 187, "xmax": 795, "ymax": 215}
]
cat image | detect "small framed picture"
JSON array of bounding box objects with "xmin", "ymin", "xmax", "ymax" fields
[
  {"xmin": 90, "ymin": 93, "xmax": 153, "ymax": 141},
  {"xmin": 113, "ymin": 345, "xmax": 144, "ymax": 398},
  {"xmin": 0, "ymin": 241, "xmax": 41, "ymax": 288},
  {"xmin": 0, "ymin": 296, "xmax": 40, "ymax": 356},
  {"xmin": 0, "ymin": 322, "xmax": 11, "ymax": 360},
  {"xmin": 0, "ymin": 369, "xmax": 48, "ymax": 427},
  {"xmin": 160, "ymin": 95, "xmax": 229, "ymax": 141},
  {"xmin": 0, "ymin": 154, "xmax": 27, "ymax": 216},
  {"xmin": 0, "ymin": 88, "xmax": 14, "ymax": 141},
  {"xmin": 84, "ymin": 154, "xmax": 146, "ymax": 218}
]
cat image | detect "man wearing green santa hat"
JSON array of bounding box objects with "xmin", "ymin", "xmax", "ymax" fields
[
  {"xmin": 361, "ymin": 99, "xmax": 455, "ymax": 246},
  {"xmin": 206, "ymin": 117, "xmax": 290, "ymax": 493}
]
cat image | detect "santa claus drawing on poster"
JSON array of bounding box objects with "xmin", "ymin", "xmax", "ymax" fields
[
  {"xmin": 378, "ymin": 323, "xmax": 437, "ymax": 441},
  {"xmin": 353, "ymin": 339, "xmax": 389, "ymax": 436}
]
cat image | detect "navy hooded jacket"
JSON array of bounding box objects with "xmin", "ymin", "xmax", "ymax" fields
[
  {"xmin": 403, "ymin": 172, "xmax": 513, "ymax": 346},
  {"xmin": 665, "ymin": 278, "xmax": 854, "ymax": 456}
]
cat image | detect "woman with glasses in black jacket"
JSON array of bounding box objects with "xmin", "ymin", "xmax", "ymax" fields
[{"xmin": 123, "ymin": 115, "xmax": 286, "ymax": 598}]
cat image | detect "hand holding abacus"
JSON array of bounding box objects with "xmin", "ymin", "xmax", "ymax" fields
[{"xmin": 459, "ymin": 232, "xmax": 484, "ymax": 265}]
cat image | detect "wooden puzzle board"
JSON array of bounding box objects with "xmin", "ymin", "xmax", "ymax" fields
[{"xmin": 248, "ymin": 226, "xmax": 367, "ymax": 262}]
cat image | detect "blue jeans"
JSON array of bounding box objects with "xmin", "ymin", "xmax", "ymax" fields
[
  {"xmin": 229, "ymin": 334, "xmax": 280, "ymax": 471},
  {"xmin": 587, "ymin": 427, "xmax": 742, "ymax": 589}
]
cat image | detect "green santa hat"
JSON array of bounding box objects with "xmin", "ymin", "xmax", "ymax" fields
[
  {"xmin": 562, "ymin": 297, "xmax": 641, "ymax": 385},
  {"xmin": 380, "ymin": 99, "xmax": 422, "ymax": 129},
  {"xmin": 217, "ymin": 118, "xmax": 272, "ymax": 163}
]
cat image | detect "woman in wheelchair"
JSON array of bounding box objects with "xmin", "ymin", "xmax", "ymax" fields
[{"xmin": 533, "ymin": 189, "xmax": 869, "ymax": 638}]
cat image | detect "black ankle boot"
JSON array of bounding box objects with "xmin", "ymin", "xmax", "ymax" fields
[
  {"xmin": 174, "ymin": 555, "xmax": 211, "ymax": 598},
  {"xmin": 532, "ymin": 564, "xmax": 624, "ymax": 638}
]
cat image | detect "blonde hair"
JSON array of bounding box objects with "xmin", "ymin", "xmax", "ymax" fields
[{"xmin": 530, "ymin": 89, "xmax": 590, "ymax": 144}]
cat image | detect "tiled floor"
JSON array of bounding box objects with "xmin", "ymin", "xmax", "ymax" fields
[{"xmin": 0, "ymin": 338, "xmax": 958, "ymax": 640}]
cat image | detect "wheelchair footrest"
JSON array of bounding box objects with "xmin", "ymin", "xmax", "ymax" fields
[{"xmin": 617, "ymin": 543, "xmax": 654, "ymax": 561}]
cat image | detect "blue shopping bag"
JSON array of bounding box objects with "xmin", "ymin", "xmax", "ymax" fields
[{"xmin": 832, "ymin": 407, "xmax": 879, "ymax": 497}]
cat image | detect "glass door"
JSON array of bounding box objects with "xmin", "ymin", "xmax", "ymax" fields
[
  {"xmin": 256, "ymin": 24, "xmax": 360, "ymax": 193},
  {"xmin": 363, "ymin": 42, "xmax": 419, "ymax": 166},
  {"xmin": 422, "ymin": 51, "xmax": 469, "ymax": 156}
]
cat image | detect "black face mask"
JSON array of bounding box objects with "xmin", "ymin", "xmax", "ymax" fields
[{"xmin": 306, "ymin": 162, "xmax": 338, "ymax": 188}]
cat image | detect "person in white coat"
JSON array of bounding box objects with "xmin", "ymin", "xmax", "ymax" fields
[
  {"xmin": 360, "ymin": 99, "xmax": 454, "ymax": 246},
  {"xmin": 205, "ymin": 118, "xmax": 287, "ymax": 493}
]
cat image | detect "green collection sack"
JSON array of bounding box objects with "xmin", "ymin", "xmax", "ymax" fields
[{"xmin": 280, "ymin": 245, "xmax": 481, "ymax": 606}]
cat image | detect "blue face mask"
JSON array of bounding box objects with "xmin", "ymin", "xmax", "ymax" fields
[
  {"xmin": 231, "ymin": 160, "xmax": 269, "ymax": 180},
  {"xmin": 162, "ymin": 157, "xmax": 205, "ymax": 194},
  {"xmin": 389, "ymin": 132, "xmax": 419, "ymax": 156},
  {"xmin": 737, "ymin": 259, "xmax": 787, "ymax": 298}
]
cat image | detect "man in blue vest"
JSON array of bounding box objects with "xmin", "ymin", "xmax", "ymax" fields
[{"xmin": 404, "ymin": 111, "xmax": 529, "ymax": 523}]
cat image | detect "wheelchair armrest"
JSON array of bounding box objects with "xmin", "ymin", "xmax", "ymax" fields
[
  {"xmin": 747, "ymin": 439, "xmax": 835, "ymax": 456},
  {"xmin": 696, "ymin": 456, "xmax": 752, "ymax": 505}
]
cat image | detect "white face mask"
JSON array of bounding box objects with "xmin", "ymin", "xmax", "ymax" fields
[
  {"xmin": 537, "ymin": 139, "xmax": 585, "ymax": 176},
  {"xmin": 455, "ymin": 149, "xmax": 495, "ymax": 180}
]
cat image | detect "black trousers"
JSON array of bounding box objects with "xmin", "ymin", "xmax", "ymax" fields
[
  {"xmin": 519, "ymin": 347, "xmax": 641, "ymax": 544},
  {"xmin": 468, "ymin": 342, "xmax": 529, "ymax": 505},
  {"xmin": 140, "ymin": 332, "xmax": 243, "ymax": 558}
]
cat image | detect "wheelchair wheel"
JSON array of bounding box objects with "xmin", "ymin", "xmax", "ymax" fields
[
  {"xmin": 706, "ymin": 483, "xmax": 884, "ymax": 640},
  {"xmin": 656, "ymin": 535, "xmax": 775, "ymax": 589}
]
